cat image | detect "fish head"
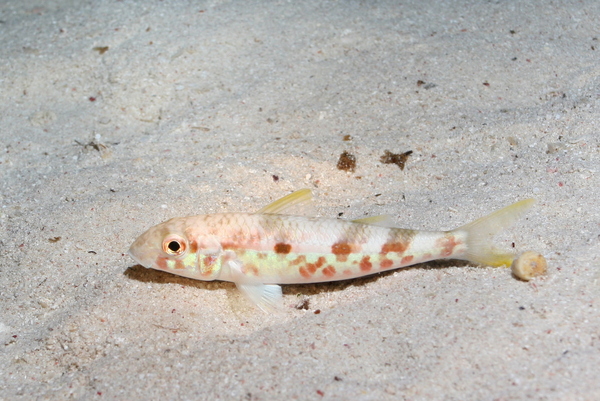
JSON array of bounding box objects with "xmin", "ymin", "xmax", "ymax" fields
[{"xmin": 128, "ymin": 217, "xmax": 222, "ymax": 281}]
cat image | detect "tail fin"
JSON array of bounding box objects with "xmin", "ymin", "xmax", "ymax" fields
[{"xmin": 454, "ymin": 199, "xmax": 535, "ymax": 267}]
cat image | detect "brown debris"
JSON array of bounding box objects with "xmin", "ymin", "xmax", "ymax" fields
[
  {"xmin": 380, "ymin": 150, "xmax": 413, "ymax": 170},
  {"xmin": 336, "ymin": 151, "xmax": 356, "ymax": 172},
  {"xmin": 93, "ymin": 46, "xmax": 109, "ymax": 55},
  {"xmin": 295, "ymin": 298, "xmax": 310, "ymax": 310},
  {"xmin": 74, "ymin": 138, "xmax": 112, "ymax": 159},
  {"xmin": 416, "ymin": 80, "xmax": 437, "ymax": 89}
]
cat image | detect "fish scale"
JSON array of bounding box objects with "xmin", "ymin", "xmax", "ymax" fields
[{"xmin": 129, "ymin": 189, "xmax": 535, "ymax": 312}]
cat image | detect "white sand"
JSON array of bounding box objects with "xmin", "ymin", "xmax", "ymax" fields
[{"xmin": 1, "ymin": 0, "xmax": 599, "ymax": 399}]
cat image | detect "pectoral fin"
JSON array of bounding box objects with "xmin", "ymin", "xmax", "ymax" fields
[
  {"xmin": 235, "ymin": 282, "xmax": 283, "ymax": 313},
  {"xmin": 226, "ymin": 258, "xmax": 282, "ymax": 312}
]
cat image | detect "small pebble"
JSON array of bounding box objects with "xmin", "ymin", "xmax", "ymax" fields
[{"xmin": 512, "ymin": 251, "xmax": 547, "ymax": 281}]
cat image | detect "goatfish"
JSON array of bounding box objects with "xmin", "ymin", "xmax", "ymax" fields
[{"xmin": 128, "ymin": 189, "xmax": 534, "ymax": 311}]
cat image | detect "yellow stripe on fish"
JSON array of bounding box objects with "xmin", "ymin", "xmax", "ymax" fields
[{"xmin": 128, "ymin": 189, "xmax": 535, "ymax": 312}]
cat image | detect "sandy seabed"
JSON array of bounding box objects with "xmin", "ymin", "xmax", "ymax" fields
[{"xmin": 1, "ymin": 0, "xmax": 599, "ymax": 399}]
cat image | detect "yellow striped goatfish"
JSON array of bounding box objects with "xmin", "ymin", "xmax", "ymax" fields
[{"xmin": 129, "ymin": 189, "xmax": 534, "ymax": 311}]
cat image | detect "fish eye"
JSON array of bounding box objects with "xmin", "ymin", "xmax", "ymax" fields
[{"xmin": 162, "ymin": 235, "xmax": 187, "ymax": 256}]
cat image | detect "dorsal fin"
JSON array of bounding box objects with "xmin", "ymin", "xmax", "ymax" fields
[
  {"xmin": 351, "ymin": 215, "xmax": 396, "ymax": 227},
  {"xmin": 257, "ymin": 189, "xmax": 313, "ymax": 215}
]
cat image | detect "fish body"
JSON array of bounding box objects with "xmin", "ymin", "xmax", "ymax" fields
[{"xmin": 129, "ymin": 189, "xmax": 534, "ymax": 311}]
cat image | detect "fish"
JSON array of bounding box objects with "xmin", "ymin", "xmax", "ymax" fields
[{"xmin": 128, "ymin": 189, "xmax": 535, "ymax": 312}]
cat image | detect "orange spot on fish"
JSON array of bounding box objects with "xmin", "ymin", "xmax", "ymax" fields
[
  {"xmin": 188, "ymin": 240, "xmax": 198, "ymax": 254},
  {"xmin": 332, "ymin": 242, "xmax": 352, "ymax": 262},
  {"xmin": 274, "ymin": 243, "xmax": 292, "ymax": 254},
  {"xmin": 381, "ymin": 242, "xmax": 407, "ymax": 254},
  {"xmin": 174, "ymin": 260, "xmax": 185, "ymax": 269},
  {"xmin": 437, "ymin": 236, "xmax": 461, "ymax": 257},
  {"xmin": 243, "ymin": 264, "xmax": 259, "ymax": 276},
  {"xmin": 343, "ymin": 269, "xmax": 353, "ymax": 276},
  {"xmin": 203, "ymin": 255, "xmax": 217, "ymax": 267},
  {"xmin": 291, "ymin": 255, "xmax": 306, "ymax": 265},
  {"xmin": 155, "ymin": 257, "xmax": 168, "ymax": 270},
  {"xmin": 315, "ymin": 256, "xmax": 326, "ymax": 268},
  {"xmin": 298, "ymin": 257, "xmax": 327, "ymax": 278},
  {"xmin": 322, "ymin": 265, "xmax": 336, "ymax": 277},
  {"xmin": 380, "ymin": 258, "xmax": 393, "ymax": 269},
  {"xmin": 401, "ymin": 255, "xmax": 414, "ymax": 265},
  {"xmin": 221, "ymin": 242, "xmax": 246, "ymax": 255},
  {"xmin": 299, "ymin": 266, "xmax": 311, "ymax": 279},
  {"xmin": 359, "ymin": 256, "xmax": 372, "ymax": 272}
]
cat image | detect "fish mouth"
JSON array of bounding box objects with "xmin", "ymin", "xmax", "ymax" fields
[{"xmin": 128, "ymin": 246, "xmax": 149, "ymax": 268}]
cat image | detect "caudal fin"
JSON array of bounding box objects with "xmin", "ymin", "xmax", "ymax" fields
[{"xmin": 454, "ymin": 199, "xmax": 535, "ymax": 267}]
